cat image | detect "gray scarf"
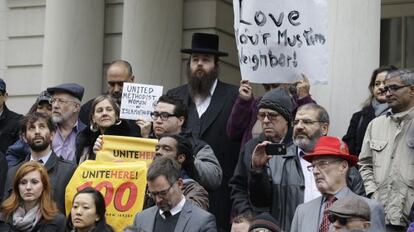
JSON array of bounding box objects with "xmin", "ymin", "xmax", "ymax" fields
[
  {"xmin": 12, "ymin": 205, "xmax": 41, "ymax": 231},
  {"xmin": 371, "ymin": 99, "xmax": 389, "ymax": 116}
]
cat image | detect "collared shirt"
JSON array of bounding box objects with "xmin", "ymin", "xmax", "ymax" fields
[
  {"xmin": 53, "ymin": 120, "xmax": 83, "ymax": 161},
  {"xmin": 318, "ymin": 186, "xmax": 348, "ymax": 227},
  {"xmin": 159, "ymin": 195, "xmax": 186, "ymax": 219},
  {"xmin": 298, "ymin": 148, "xmax": 321, "ymax": 202},
  {"xmin": 193, "ymin": 79, "xmax": 218, "ymax": 117},
  {"xmin": 30, "ymin": 150, "xmax": 52, "ymax": 164}
]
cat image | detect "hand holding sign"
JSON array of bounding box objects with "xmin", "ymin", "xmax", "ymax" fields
[
  {"xmin": 239, "ymin": 80, "xmax": 253, "ymax": 101},
  {"xmin": 295, "ymin": 74, "xmax": 311, "ymax": 99}
]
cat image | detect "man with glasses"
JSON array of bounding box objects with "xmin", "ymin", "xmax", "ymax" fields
[
  {"xmin": 144, "ymin": 94, "xmax": 222, "ymax": 191},
  {"xmin": 291, "ymin": 136, "xmax": 385, "ymax": 232},
  {"xmin": 231, "ymin": 99, "xmax": 365, "ymax": 231},
  {"xmin": 132, "ymin": 156, "xmax": 217, "ymax": 231},
  {"xmin": 359, "ymin": 69, "xmax": 414, "ymax": 231},
  {"xmin": 326, "ymin": 196, "xmax": 372, "ymax": 232},
  {"xmin": 47, "ymin": 83, "xmax": 86, "ymax": 161}
]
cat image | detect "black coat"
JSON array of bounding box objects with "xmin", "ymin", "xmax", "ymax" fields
[
  {"xmin": 167, "ymin": 80, "xmax": 240, "ymax": 231},
  {"xmin": 4, "ymin": 152, "xmax": 77, "ymax": 214},
  {"xmin": 342, "ymin": 105, "xmax": 376, "ymax": 156},
  {"xmin": 238, "ymin": 134, "xmax": 366, "ymax": 231},
  {"xmin": 0, "ymin": 105, "xmax": 22, "ymax": 154},
  {"xmin": 75, "ymin": 119, "xmax": 141, "ymax": 163},
  {"xmin": 0, "ymin": 213, "xmax": 66, "ymax": 232}
]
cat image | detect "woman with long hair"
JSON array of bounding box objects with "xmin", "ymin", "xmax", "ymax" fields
[
  {"xmin": 75, "ymin": 95, "xmax": 141, "ymax": 163},
  {"xmin": 343, "ymin": 65, "xmax": 398, "ymax": 156},
  {"xmin": 0, "ymin": 161, "xmax": 65, "ymax": 231},
  {"xmin": 66, "ymin": 187, "xmax": 113, "ymax": 232}
]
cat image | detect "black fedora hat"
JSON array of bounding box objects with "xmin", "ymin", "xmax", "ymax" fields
[{"xmin": 181, "ymin": 33, "xmax": 228, "ymax": 57}]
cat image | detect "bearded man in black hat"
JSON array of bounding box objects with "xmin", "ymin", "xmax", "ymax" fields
[{"xmin": 167, "ymin": 32, "xmax": 240, "ymax": 231}]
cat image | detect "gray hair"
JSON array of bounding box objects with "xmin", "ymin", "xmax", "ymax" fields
[
  {"xmin": 297, "ymin": 103, "xmax": 330, "ymax": 123},
  {"xmin": 147, "ymin": 156, "xmax": 181, "ymax": 186},
  {"xmin": 386, "ymin": 69, "xmax": 414, "ymax": 85}
]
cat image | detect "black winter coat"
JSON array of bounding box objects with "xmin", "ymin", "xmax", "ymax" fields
[
  {"xmin": 342, "ymin": 105, "xmax": 376, "ymax": 156},
  {"xmin": 75, "ymin": 120, "xmax": 141, "ymax": 163}
]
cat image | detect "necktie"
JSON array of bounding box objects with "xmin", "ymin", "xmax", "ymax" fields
[
  {"xmin": 163, "ymin": 211, "xmax": 172, "ymax": 219},
  {"xmin": 37, "ymin": 159, "xmax": 44, "ymax": 164},
  {"xmin": 319, "ymin": 195, "xmax": 336, "ymax": 232}
]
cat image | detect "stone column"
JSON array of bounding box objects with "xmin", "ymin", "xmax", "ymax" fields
[
  {"xmin": 121, "ymin": 0, "xmax": 183, "ymax": 91},
  {"xmin": 311, "ymin": 0, "xmax": 380, "ymax": 136},
  {"xmin": 42, "ymin": 0, "xmax": 105, "ymax": 102}
]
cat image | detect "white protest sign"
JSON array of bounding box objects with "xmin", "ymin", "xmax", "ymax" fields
[
  {"xmin": 233, "ymin": 0, "xmax": 328, "ymax": 84},
  {"xmin": 120, "ymin": 83, "xmax": 163, "ymax": 121}
]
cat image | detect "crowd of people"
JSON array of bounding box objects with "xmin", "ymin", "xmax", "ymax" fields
[{"xmin": 0, "ymin": 32, "xmax": 413, "ymax": 232}]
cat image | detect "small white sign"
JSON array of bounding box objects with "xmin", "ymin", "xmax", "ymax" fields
[
  {"xmin": 120, "ymin": 83, "xmax": 163, "ymax": 121},
  {"xmin": 233, "ymin": 0, "xmax": 328, "ymax": 84}
]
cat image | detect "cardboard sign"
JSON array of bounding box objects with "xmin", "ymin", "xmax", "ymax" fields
[
  {"xmin": 65, "ymin": 160, "xmax": 147, "ymax": 232},
  {"xmin": 233, "ymin": 0, "xmax": 328, "ymax": 84},
  {"xmin": 120, "ymin": 83, "xmax": 163, "ymax": 120},
  {"xmin": 96, "ymin": 135, "xmax": 157, "ymax": 166}
]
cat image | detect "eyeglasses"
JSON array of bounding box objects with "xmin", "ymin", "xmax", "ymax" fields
[
  {"xmin": 293, "ymin": 119, "xmax": 323, "ymax": 126},
  {"xmin": 148, "ymin": 184, "xmax": 173, "ymax": 198},
  {"xmin": 150, "ymin": 111, "xmax": 177, "ymax": 121},
  {"xmin": 382, "ymin": 84, "xmax": 412, "ymax": 93},
  {"xmin": 328, "ymin": 214, "xmax": 367, "ymax": 225},
  {"xmin": 307, "ymin": 159, "xmax": 343, "ymax": 172},
  {"xmin": 49, "ymin": 97, "xmax": 78, "ymax": 105},
  {"xmin": 257, "ymin": 112, "xmax": 280, "ymax": 121}
]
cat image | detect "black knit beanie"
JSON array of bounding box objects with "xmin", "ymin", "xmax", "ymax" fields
[{"xmin": 257, "ymin": 87, "xmax": 294, "ymax": 123}]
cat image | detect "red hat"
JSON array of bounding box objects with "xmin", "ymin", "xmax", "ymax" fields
[{"xmin": 303, "ymin": 136, "xmax": 358, "ymax": 166}]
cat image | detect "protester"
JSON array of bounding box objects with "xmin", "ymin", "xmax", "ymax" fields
[
  {"xmin": 359, "ymin": 69, "xmax": 414, "ymax": 231},
  {"xmin": 248, "ymin": 213, "xmax": 282, "ymax": 232},
  {"xmin": 0, "ymin": 161, "xmax": 65, "ymax": 231},
  {"xmin": 227, "ymin": 75, "xmax": 316, "ymax": 148},
  {"xmin": 75, "ymin": 95, "xmax": 141, "ymax": 163},
  {"xmin": 5, "ymin": 90, "xmax": 53, "ymax": 168},
  {"xmin": 66, "ymin": 187, "xmax": 114, "ymax": 232},
  {"xmin": 291, "ymin": 136, "xmax": 385, "ymax": 232},
  {"xmin": 167, "ymin": 32, "xmax": 239, "ymax": 231},
  {"xmin": 47, "ymin": 83, "xmax": 86, "ymax": 161},
  {"xmin": 4, "ymin": 112, "xmax": 77, "ymax": 213},
  {"xmin": 327, "ymin": 196, "xmax": 372, "ymax": 232},
  {"xmin": 231, "ymin": 101, "xmax": 365, "ymax": 231},
  {"xmin": 343, "ymin": 65, "xmax": 397, "ymax": 156},
  {"xmin": 0, "ymin": 78, "xmax": 22, "ymax": 155},
  {"xmin": 137, "ymin": 94, "xmax": 222, "ymax": 191},
  {"xmin": 144, "ymin": 134, "xmax": 209, "ymax": 210},
  {"xmin": 79, "ymin": 59, "xmax": 135, "ymax": 125},
  {"xmin": 231, "ymin": 213, "xmax": 254, "ymax": 232},
  {"xmin": 133, "ymin": 156, "xmax": 217, "ymax": 231}
]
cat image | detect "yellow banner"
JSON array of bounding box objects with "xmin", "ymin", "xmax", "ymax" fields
[
  {"xmin": 65, "ymin": 160, "xmax": 147, "ymax": 232},
  {"xmin": 96, "ymin": 135, "xmax": 157, "ymax": 166}
]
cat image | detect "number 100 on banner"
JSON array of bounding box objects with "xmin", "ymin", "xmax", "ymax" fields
[{"xmin": 65, "ymin": 160, "xmax": 148, "ymax": 232}]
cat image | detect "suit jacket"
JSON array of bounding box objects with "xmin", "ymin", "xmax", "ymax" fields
[
  {"xmin": 290, "ymin": 187, "xmax": 385, "ymax": 232},
  {"xmin": 4, "ymin": 151, "xmax": 77, "ymax": 213},
  {"xmin": 133, "ymin": 200, "xmax": 217, "ymax": 232},
  {"xmin": 167, "ymin": 80, "xmax": 240, "ymax": 231}
]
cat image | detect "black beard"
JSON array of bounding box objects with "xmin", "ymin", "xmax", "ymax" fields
[
  {"xmin": 29, "ymin": 141, "xmax": 50, "ymax": 152},
  {"xmin": 186, "ymin": 66, "xmax": 219, "ymax": 99}
]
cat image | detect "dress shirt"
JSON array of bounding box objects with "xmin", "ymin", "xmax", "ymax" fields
[
  {"xmin": 159, "ymin": 195, "xmax": 186, "ymax": 219},
  {"xmin": 193, "ymin": 79, "xmax": 218, "ymax": 117},
  {"xmin": 298, "ymin": 149, "xmax": 321, "ymax": 202}
]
